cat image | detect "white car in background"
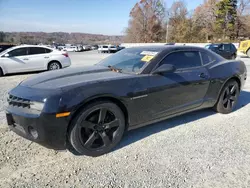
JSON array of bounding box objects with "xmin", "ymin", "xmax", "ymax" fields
[
  {"xmin": 109, "ymin": 45, "xmax": 118, "ymax": 53},
  {"xmin": 98, "ymin": 45, "xmax": 110, "ymax": 53},
  {"xmin": 0, "ymin": 45, "xmax": 71, "ymax": 76},
  {"xmin": 64, "ymin": 46, "xmax": 78, "ymax": 52}
]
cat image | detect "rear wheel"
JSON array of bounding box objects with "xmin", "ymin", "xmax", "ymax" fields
[
  {"xmin": 213, "ymin": 80, "xmax": 240, "ymax": 114},
  {"xmin": 232, "ymin": 54, "xmax": 237, "ymax": 59},
  {"xmin": 48, "ymin": 61, "xmax": 61, "ymax": 70},
  {"xmin": 69, "ymin": 101, "xmax": 125, "ymax": 157}
]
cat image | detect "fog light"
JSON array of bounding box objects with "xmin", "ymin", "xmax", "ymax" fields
[{"xmin": 28, "ymin": 126, "xmax": 38, "ymax": 139}]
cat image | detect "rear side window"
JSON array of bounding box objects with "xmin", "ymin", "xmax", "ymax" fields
[
  {"xmin": 201, "ymin": 52, "xmax": 215, "ymax": 65},
  {"xmin": 8, "ymin": 48, "xmax": 28, "ymax": 57},
  {"xmin": 231, "ymin": 44, "xmax": 237, "ymax": 51},
  {"xmin": 29, "ymin": 47, "xmax": 49, "ymax": 55},
  {"xmin": 45, "ymin": 48, "xmax": 52, "ymax": 53},
  {"xmin": 161, "ymin": 51, "xmax": 202, "ymax": 69}
]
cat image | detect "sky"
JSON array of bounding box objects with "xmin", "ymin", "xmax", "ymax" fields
[{"xmin": 0, "ymin": 0, "xmax": 204, "ymax": 35}]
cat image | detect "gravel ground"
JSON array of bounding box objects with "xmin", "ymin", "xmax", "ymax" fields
[{"xmin": 0, "ymin": 51, "xmax": 250, "ymax": 188}]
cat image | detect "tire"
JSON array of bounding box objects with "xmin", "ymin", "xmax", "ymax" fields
[
  {"xmin": 213, "ymin": 80, "xmax": 240, "ymax": 114},
  {"xmin": 48, "ymin": 61, "xmax": 61, "ymax": 70},
  {"xmin": 247, "ymin": 49, "xmax": 250, "ymax": 58},
  {"xmin": 0, "ymin": 67, "xmax": 3, "ymax": 77},
  {"xmin": 69, "ymin": 101, "xmax": 125, "ymax": 157},
  {"xmin": 232, "ymin": 54, "xmax": 237, "ymax": 59}
]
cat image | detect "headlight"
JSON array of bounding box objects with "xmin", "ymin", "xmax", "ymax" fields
[{"xmin": 30, "ymin": 101, "xmax": 44, "ymax": 111}]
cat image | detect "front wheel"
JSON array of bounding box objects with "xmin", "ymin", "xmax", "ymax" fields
[
  {"xmin": 69, "ymin": 101, "xmax": 125, "ymax": 157},
  {"xmin": 213, "ymin": 80, "xmax": 240, "ymax": 114}
]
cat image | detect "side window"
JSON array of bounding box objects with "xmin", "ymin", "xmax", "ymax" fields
[
  {"xmin": 45, "ymin": 48, "xmax": 52, "ymax": 53},
  {"xmin": 201, "ymin": 52, "xmax": 215, "ymax": 65},
  {"xmin": 29, "ymin": 47, "xmax": 48, "ymax": 55},
  {"xmin": 8, "ymin": 48, "xmax": 28, "ymax": 57},
  {"xmin": 223, "ymin": 44, "xmax": 230, "ymax": 51},
  {"xmin": 161, "ymin": 51, "xmax": 202, "ymax": 69}
]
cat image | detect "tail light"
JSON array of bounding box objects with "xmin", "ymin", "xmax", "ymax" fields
[{"xmin": 62, "ymin": 53, "xmax": 68, "ymax": 57}]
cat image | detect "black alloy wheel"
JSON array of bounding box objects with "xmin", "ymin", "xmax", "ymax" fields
[
  {"xmin": 213, "ymin": 80, "xmax": 240, "ymax": 114},
  {"xmin": 69, "ymin": 101, "xmax": 125, "ymax": 156}
]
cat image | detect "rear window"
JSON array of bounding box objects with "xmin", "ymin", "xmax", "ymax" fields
[{"xmin": 103, "ymin": 46, "xmax": 108, "ymax": 48}]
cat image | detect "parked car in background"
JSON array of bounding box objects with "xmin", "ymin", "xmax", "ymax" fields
[
  {"xmin": 64, "ymin": 46, "xmax": 78, "ymax": 52},
  {"xmin": 109, "ymin": 45, "xmax": 118, "ymax": 53},
  {"xmin": 0, "ymin": 45, "xmax": 71, "ymax": 76},
  {"xmin": 165, "ymin": 43, "xmax": 175, "ymax": 45},
  {"xmin": 91, "ymin": 45, "xmax": 98, "ymax": 50},
  {"xmin": 57, "ymin": 46, "xmax": 66, "ymax": 51},
  {"xmin": 117, "ymin": 46, "xmax": 125, "ymax": 51},
  {"xmin": 76, "ymin": 45, "xmax": 83, "ymax": 52},
  {"xmin": 83, "ymin": 45, "xmax": 91, "ymax": 51},
  {"xmin": 205, "ymin": 43, "xmax": 237, "ymax": 59},
  {"xmin": 98, "ymin": 45, "xmax": 110, "ymax": 53},
  {"xmin": 0, "ymin": 44, "xmax": 16, "ymax": 53},
  {"xmin": 237, "ymin": 40, "xmax": 250, "ymax": 57}
]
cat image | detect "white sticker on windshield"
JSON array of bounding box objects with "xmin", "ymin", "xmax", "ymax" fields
[{"xmin": 140, "ymin": 51, "xmax": 158, "ymax": 56}]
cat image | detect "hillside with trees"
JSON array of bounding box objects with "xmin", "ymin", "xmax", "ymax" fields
[
  {"xmin": 125, "ymin": 0, "xmax": 250, "ymax": 43},
  {"xmin": 0, "ymin": 32, "xmax": 124, "ymax": 45}
]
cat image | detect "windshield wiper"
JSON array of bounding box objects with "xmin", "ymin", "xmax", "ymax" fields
[{"xmin": 107, "ymin": 65, "xmax": 122, "ymax": 73}]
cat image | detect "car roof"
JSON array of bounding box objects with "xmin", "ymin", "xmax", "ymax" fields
[
  {"xmin": 11, "ymin": 45, "xmax": 54, "ymax": 50},
  {"xmin": 128, "ymin": 45, "xmax": 208, "ymax": 52}
]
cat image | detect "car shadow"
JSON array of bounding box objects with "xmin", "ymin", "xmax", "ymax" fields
[{"xmin": 114, "ymin": 90, "xmax": 250, "ymax": 152}]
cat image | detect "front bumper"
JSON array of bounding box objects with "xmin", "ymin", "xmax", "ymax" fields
[{"xmin": 6, "ymin": 107, "xmax": 69, "ymax": 150}]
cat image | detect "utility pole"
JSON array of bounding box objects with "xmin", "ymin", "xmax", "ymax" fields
[{"xmin": 166, "ymin": 24, "xmax": 169, "ymax": 43}]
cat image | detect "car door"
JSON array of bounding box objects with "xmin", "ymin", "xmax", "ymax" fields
[
  {"xmin": 0, "ymin": 47, "xmax": 29, "ymax": 73},
  {"xmin": 146, "ymin": 50, "xmax": 210, "ymax": 119},
  {"xmin": 27, "ymin": 47, "xmax": 51, "ymax": 71}
]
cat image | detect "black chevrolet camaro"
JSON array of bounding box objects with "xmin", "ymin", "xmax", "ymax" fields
[{"xmin": 5, "ymin": 46, "xmax": 247, "ymax": 156}]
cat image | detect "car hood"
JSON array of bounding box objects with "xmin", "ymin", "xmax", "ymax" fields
[{"xmin": 21, "ymin": 65, "xmax": 134, "ymax": 89}]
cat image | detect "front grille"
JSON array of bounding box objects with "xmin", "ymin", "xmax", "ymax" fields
[{"xmin": 7, "ymin": 94, "xmax": 31, "ymax": 109}]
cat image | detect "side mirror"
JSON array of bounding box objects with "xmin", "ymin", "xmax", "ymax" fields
[
  {"xmin": 3, "ymin": 53, "xmax": 10, "ymax": 57},
  {"xmin": 152, "ymin": 64, "xmax": 176, "ymax": 75}
]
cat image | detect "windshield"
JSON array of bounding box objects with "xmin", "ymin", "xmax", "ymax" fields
[
  {"xmin": 0, "ymin": 46, "xmax": 16, "ymax": 56},
  {"xmin": 97, "ymin": 48, "xmax": 161, "ymax": 74}
]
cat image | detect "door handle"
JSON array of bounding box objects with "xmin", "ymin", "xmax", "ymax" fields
[
  {"xmin": 199, "ymin": 73, "xmax": 206, "ymax": 78},
  {"xmin": 44, "ymin": 56, "xmax": 49, "ymax": 59},
  {"xmin": 23, "ymin": 58, "xmax": 29, "ymax": 60}
]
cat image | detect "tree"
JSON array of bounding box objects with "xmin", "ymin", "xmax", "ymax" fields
[
  {"xmin": 0, "ymin": 31, "xmax": 5, "ymax": 42},
  {"xmin": 125, "ymin": 0, "xmax": 166, "ymax": 42},
  {"xmin": 215, "ymin": 0, "xmax": 238, "ymax": 39},
  {"xmin": 167, "ymin": 1, "xmax": 191, "ymax": 42},
  {"xmin": 192, "ymin": 0, "xmax": 218, "ymax": 41},
  {"xmin": 236, "ymin": 0, "xmax": 250, "ymax": 38}
]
